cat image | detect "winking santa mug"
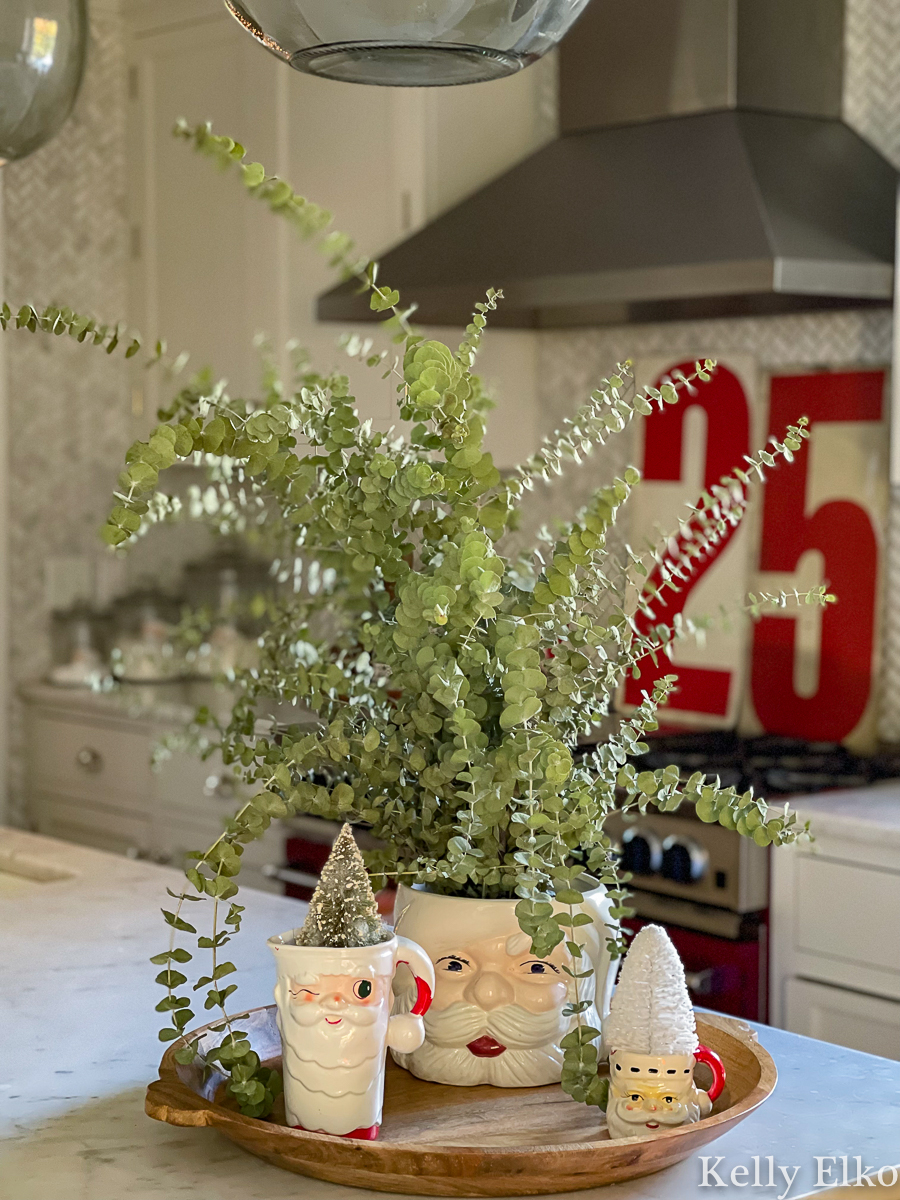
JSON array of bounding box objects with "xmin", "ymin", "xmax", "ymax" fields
[{"xmin": 269, "ymin": 930, "xmax": 435, "ymax": 1138}]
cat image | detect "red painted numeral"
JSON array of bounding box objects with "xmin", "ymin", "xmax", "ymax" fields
[
  {"xmin": 750, "ymin": 372, "xmax": 883, "ymax": 741},
  {"xmin": 624, "ymin": 362, "xmax": 750, "ymax": 716}
]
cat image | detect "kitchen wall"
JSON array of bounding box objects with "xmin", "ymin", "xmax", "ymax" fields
[
  {"xmin": 526, "ymin": 0, "xmax": 900, "ymax": 743},
  {"xmin": 1, "ymin": 0, "xmax": 218, "ymax": 825},
  {"xmin": 0, "ymin": 0, "xmax": 553, "ymax": 827},
  {"xmin": 2, "ymin": 0, "xmax": 130, "ymax": 824}
]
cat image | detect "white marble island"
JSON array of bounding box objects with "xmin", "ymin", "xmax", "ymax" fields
[{"xmin": 1, "ymin": 829, "xmax": 899, "ymax": 1200}]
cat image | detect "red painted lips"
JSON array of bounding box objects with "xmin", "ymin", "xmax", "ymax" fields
[{"xmin": 466, "ymin": 1036, "xmax": 506, "ymax": 1057}]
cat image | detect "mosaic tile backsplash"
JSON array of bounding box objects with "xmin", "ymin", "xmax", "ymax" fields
[{"xmin": 2, "ymin": 0, "xmax": 130, "ymax": 823}]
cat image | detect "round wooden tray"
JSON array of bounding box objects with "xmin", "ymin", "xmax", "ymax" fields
[{"xmin": 146, "ymin": 1006, "xmax": 776, "ymax": 1196}]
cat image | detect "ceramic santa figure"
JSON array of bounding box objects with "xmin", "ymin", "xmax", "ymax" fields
[
  {"xmin": 603, "ymin": 924, "xmax": 725, "ymax": 1140},
  {"xmin": 269, "ymin": 824, "xmax": 434, "ymax": 1139}
]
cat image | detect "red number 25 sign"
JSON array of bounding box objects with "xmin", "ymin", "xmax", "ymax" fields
[{"xmin": 623, "ymin": 360, "xmax": 887, "ymax": 750}]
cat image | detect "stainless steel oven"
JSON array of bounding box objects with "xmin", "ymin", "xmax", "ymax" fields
[{"xmin": 596, "ymin": 730, "xmax": 900, "ymax": 1022}]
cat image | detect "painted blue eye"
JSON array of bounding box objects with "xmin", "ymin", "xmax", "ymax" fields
[
  {"xmin": 445, "ymin": 961, "xmax": 463, "ymax": 972},
  {"xmin": 529, "ymin": 963, "xmax": 547, "ymax": 974}
]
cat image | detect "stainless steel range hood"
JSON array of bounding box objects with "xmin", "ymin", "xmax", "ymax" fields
[{"xmin": 319, "ymin": 0, "xmax": 898, "ymax": 329}]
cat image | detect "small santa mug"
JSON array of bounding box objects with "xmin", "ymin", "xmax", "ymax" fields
[
  {"xmin": 606, "ymin": 1044, "xmax": 726, "ymax": 1140},
  {"xmin": 269, "ymin": 929, "xmax": 434, "ymax": 1139}
]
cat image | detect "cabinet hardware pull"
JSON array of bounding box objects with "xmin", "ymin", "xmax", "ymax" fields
[
  {"xmin": 684, "ymin": 968, "xmax": 716, "ymax": 995},
  {"xmin": 203, "ymin": 774, "xmax": 236, "ymax": 801},
  {"xmin": 75, "ymin": 747, "xmax": 103, "ymax": 772}
]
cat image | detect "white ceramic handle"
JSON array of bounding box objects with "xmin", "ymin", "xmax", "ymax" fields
[
  {"xmin": 580, "ymin": 884, "xmax": 620, "ymax": 1021},
  {"xmin": 600, "ymin": 954, "xmax": 619, "ymax": 1021},
  {"xmin": 387, "ymin": 934, "xmax": 435, "ymax": 1053}
]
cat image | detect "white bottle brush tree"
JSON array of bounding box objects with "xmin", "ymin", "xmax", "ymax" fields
[
  {"xmin": 603, "ymin": 924, "xmax": 698, "ymax": 1058},
  {"xmin": 0, "ymin": 122, "xmax": 827, "ymax": 1118},
  {"xmin": 297, "ymin": 824, "xmax": 390, "ymax": 948}
]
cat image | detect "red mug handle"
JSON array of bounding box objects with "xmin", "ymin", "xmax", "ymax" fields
[{"xmin": 694, "ymin": 1044, "xmax": 726, "ymax": 1102}]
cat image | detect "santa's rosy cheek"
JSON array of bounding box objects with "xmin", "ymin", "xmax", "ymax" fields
[{"xmin": 516, "ymin": 981, "xmax": 568, "ymax": 1012}]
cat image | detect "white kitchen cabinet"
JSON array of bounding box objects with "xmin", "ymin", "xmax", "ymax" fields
[
  {"xmin": 27, "ymin": 709, "xmax": 155, "ymax": 810},
  {"xmin": 770, "ymin": 789, "xmax": 900, "ymax": 1061},
  {"xmin": 785, "ymin": 978, "xmax": 900, "ymax": 1061},
  {"xmin": 123, "ymin": 0, "xmax": 547, "ymax": 463},
  {"xmin": 22, "ymin": 684, "xmax": 284, "ymax": 889}
]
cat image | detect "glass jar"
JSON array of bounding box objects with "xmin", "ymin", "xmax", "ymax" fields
[
  {"xmin": 48, "ymin": 602, "xmax": 107, "ymax": 687},
  {"xmin": 224, "ymin": 0, "xmax": 591, "ymax": 86},
  {"xmin": 109, "ymin": 585, "xmax": 183, "ymax": 683}
]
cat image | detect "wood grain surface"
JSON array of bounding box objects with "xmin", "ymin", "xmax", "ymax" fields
[{"xmin": 146, "ymin": 1009, "xmax": 777, "ymax": 1196}]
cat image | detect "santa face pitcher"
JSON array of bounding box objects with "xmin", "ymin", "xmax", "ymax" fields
[{"xmin": 269, "ymin": 931, "xmax": 434, "ymax": 1139}]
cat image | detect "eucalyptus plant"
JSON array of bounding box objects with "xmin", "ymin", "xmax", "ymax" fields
[{"xmin": 2, "ymin": 123, "xmax": 830, "ymax": 1120}]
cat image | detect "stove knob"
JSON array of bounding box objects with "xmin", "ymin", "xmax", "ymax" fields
[
  {"xmin": 620, "ymin": 828, "xmax": 663, "ymax": 876},
  {"xmin": 661, "ymin": 835, "xmax": 709, "ymax": 884}
]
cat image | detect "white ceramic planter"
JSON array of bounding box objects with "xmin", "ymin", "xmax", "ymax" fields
[
  {"xmin": 269, "ymin": 930, "xmax": 434, "ymax": 1138},
  {"xmin": 391, "ymin": 877, "xmax": 618, "ymax": 1087}
]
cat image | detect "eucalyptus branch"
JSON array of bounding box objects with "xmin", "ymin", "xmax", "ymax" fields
[
  {"xmin": 0, "ymin": 301, "xmax": 141, "ymax": 357},
  {"xmin": 633, "ymin": 417, "xmax": 811, "ymax": 618},
  {"xmin": 628, "ymin": 585, "xmax": 836, "ymax": 676},
  {"xmin": 174, "ymin": 120, "xmax": 414, "ymax": 341},
  {"xmin": 503, "ymin": 360, "xmax": 716, "ymax": 503},
  {"xmin": 457, "ymin": 288, "xmax": 502, "ymax": 370}
]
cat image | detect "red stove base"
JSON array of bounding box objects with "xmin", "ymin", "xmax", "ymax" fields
[{"xmin": 623, "ymin": 915, "xmax": 767, "ymax": 1023}]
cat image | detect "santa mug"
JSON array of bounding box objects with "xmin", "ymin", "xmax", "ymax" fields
[
  {"xmin": 390, "ymin": 881, "xmax": 618, "ymax": 1087},
  {"xmin": 269, "ymin": 929, "xmax": 434, "ymax": 1139},
  {"xmin": 606, "ymin": 1045, "xmax": 726, "ymax": 1139}
]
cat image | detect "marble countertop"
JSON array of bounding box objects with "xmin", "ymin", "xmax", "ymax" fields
[
  {"xmin": 1, "ymin": 828, "xmax": 899, "ymax": 1200},
  {"xmin": 789, "ymin": 782, "xmax": 900, "ymax": 849}
]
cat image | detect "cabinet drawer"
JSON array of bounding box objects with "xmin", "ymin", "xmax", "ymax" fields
[
  {"xmin": 27, "ymin": 713, "xmax": 154, "ymax": 807},
  {"xmin": 794, "ymin": 856, "xmax": 900, "ymax": 977},
  {"xmin": 154, "ymin": 748, "xmax": 249, "ymax": 818},
  {"xmin": 785, "ymin": 977, "xmax": 900, "ymax": 1060},
  {"xmin": 35, "ymin": 793, "xmax": 152, "ymax": 860}
]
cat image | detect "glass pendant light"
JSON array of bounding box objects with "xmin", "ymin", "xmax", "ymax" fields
[
  {"xmin": 0, "ymin": 0, "xmax": 88, "ymax": 165},
  {"xmin": 224, "ymin": 0, "xmax": 591, "ymax": 86}
]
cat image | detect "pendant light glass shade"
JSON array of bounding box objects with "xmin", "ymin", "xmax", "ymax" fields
[
  {"xmin": 224, "ymin": 0, "xmax": 591, "ymax": 86},
  {"xmin": 0, "ymin": 0, "xmax": 87, "ymax": 164}
]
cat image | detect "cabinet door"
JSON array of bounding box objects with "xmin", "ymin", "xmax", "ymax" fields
[
  {"xmin": 794, "ymin": 855, "xmax": 900, "ymax": 979},
  {"xmin": 152, "ymin": 810, "xmax": 284, "ymax": 894},
  {"xmin": 153, "ymin": 744, "xmax": 248, "ymax": 820},
  {"xmin": 128, "ymin": 11, "xmax": 409, "ymax": 429},
  {"xmin": 128, "ymin": 14, "xmax": 284, "ymax": 413},
  {"xmin": 26, "ymin": 712, "xmax": 153, "ymax": 810},
  {"xmin": 34, "ymin": 791, "xmax": 153, "ymax": 860},
  {"xmin": 127, "ymin": 8, "xmax": 550, "ymax": 449},
  {"xmin": 785, "ymin": 977, "xmax": 900, "ymax": 1061}
]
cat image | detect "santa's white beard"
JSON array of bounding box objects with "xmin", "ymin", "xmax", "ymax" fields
[
  {"xmin": 395, "ymin": 1000, "xmax": 594, "ymax": 1087},
  {"xmin": 283, "ymin": 1001, "xmax": 386, "ymax": 1071},
  {"xmin": 279, "ymin": 1002, "xmax": 389, "ymax": 1132}
]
